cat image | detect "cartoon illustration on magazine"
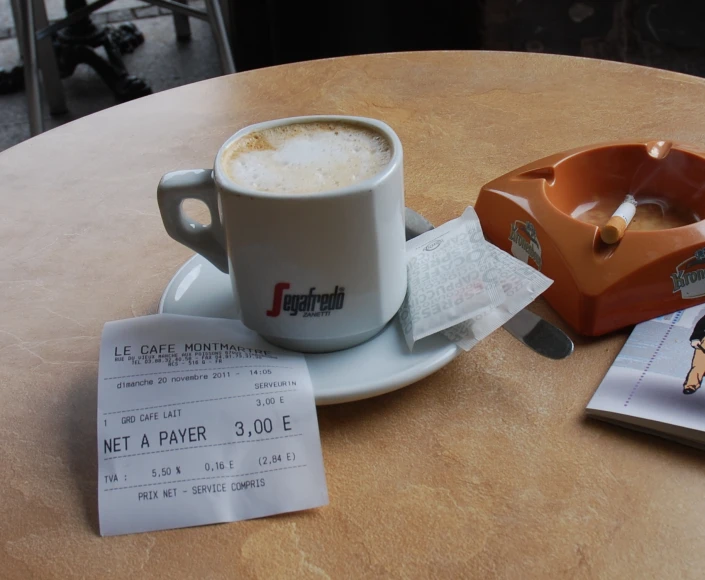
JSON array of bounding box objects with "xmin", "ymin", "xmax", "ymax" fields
[{"xmin": 684, "ymin": 314, "xmax": 705, "ymax": 394}]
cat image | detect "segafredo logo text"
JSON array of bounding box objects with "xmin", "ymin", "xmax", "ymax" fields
[{"xmin": 266, "ymin": 283, "xmax": 346, "ymax": 317}]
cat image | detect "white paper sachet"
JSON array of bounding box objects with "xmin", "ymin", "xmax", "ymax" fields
[
  {"xmin": 442, "ymin": 247, "xmax": 553, "ymax": 350},
  {"xmin": 399, "ymin": 207, "xmax": 553, "ymax": 351},
  {"xmin": 399, "ymin": 207, "xmax": 505, "ymax": 349}
]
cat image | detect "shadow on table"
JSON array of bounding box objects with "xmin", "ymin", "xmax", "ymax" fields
[
  {"xmin": 66, "ymin": 372, "xmax": 100, "ymax": 535},
  {"xmin": 315, "ymin": 351, "xmax": 705, "ymax": 468},
  {"xmin": 583, "ymin": 417, "xmax": 705, "ymax": 462},
  {"xmin": 315, "ymin": 357, "xmax": 463, "ymax": 434}
]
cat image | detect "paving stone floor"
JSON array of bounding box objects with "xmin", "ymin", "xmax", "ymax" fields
[{"xmin": 0, "ymin": 0, "xmax": 220, "ymax": 152}]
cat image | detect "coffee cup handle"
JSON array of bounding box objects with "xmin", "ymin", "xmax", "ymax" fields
[{"xmin": 157, "ymin": 169, "xmax": 229, "ymax": 273}]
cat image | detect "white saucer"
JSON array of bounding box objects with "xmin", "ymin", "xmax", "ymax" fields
[{"xmin": 158, "ymin": 255, "xmax": 460, "ymax": 405}]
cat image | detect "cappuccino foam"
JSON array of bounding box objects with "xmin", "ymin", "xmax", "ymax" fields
[{"xmin": 223, "ymin": 122, "xmax": 392, "ymax": 194}]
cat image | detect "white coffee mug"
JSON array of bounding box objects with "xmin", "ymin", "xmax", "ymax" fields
[{"xmin": 158, "ymin": 115, "xmax": 407, "ymax": 352}]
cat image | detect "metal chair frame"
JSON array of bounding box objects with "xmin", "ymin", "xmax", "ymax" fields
[{"xmin": 10, "ymin": 0, "xmax": 236, "ymax": 136}]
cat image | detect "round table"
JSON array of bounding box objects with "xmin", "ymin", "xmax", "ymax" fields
[{"xmin": 2, "ymin": 51, "xmax": 704, "ymax": 579}]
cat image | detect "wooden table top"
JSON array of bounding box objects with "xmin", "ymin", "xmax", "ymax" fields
[{"xmin": 2, "ymin": 51, "xmax": 705, "ymax": 579}]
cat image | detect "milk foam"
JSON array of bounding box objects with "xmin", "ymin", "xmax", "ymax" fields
[{"xmin": 223, "ymin": 122, "xmax": 392, "ymax": 194}]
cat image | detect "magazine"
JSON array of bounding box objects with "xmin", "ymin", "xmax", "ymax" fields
[{"xmin": 586, "ymin": 305, "xmax": 705, "ymax": 449}]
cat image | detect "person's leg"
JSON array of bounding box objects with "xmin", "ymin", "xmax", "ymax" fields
[{"xmin": 683, "ymin": 347, "xmax": 705, "ymax": 394}]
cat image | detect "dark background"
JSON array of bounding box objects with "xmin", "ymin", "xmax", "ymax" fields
[
  {"xmin": 228, "ymin": 0, "xmax": 705, "ymax": 78},
  {"xmin": 229, "ymin": 0, "xmax": 483, "ymax": 71}
]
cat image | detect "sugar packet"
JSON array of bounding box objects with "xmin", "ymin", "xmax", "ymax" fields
[{"xmin": 399, "ymin": 207, "xmax": 553, "ymax": 351}]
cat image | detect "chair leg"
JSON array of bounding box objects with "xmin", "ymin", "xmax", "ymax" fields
[
  {"xmin": 203, "ymin": 0, "xmax": 235, "ymax": 74},
  {"xmin": 172, "ymin": 0, "xmax": 192, "ymax": 42},
  {"xmin": 9, "ymin": 0, "xmax": 24, "ymax": 57},
  {"xmin": 33, "ymin": 0, "xmax": 68, "ymax": 116},
  {"xmin": 15, "ymin": 0, "xmax": 44, "ymax": 135}
]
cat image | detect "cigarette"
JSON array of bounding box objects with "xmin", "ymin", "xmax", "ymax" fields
[{"xmin": 600, "ymin": 194, "xmax": 637, "ymax": 244}]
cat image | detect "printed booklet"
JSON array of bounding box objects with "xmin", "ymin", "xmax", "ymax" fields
[{"xmin": 587, "ymin": 305, "xmax": 705, "ymax": 449}]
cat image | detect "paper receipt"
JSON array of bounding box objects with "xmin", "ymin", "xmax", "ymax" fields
[{"xmin": 97, "ymin": 314, "xmax": 328, "ymax": 536}]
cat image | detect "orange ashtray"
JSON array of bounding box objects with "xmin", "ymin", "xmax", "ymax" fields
[{"xmin": 475, "ymin": 140, "xmax": 705, "ymax": 336}]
